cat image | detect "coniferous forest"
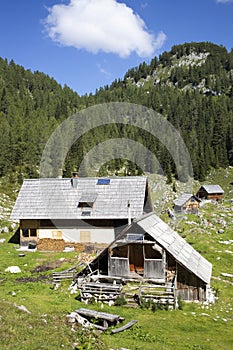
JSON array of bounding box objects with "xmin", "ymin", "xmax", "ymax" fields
[{"xmin": 0, "ymin": 42, "xmax": 233, "ymax": 183}]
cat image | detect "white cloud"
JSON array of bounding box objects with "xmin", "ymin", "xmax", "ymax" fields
[
  {"xmin": 216, "ymin": 0, "xmax": 233, "ymax": 3},
  {"xmin": 44, "ymin": 0, "xmax": 166, "ymax": 58}
]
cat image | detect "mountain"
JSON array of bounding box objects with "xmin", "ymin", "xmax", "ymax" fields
[{"xmin": 0, "ymin": 42, "xmax": 233, "ymax": 182}]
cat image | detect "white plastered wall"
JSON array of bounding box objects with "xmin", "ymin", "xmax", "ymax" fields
[{"xmin": 38, "ymin": 227, "xmax": 115, "ymax": 244}]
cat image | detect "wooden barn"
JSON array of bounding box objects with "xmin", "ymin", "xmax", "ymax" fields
[
  {"xmin": 196, "ymin": 184, "xmax": 224, "ymax": 201},
  {"xmin": 77, "ymin": 212, "xmax": 212, "ymax": 303},
  {"xmin": 173, "ymin": 193, "xmax": 201, "ymax": 214},
  {"xmin": 10, "ymin": 176, "xmax": 152, "ymax": 248}
]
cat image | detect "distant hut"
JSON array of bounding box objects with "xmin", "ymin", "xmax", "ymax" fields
[
  {"xmin": 173, "ymin": 193, "xmax": 201, "ymax": 214},
  {"xmin": 196, "ymin": 185, "xmax": 224, "ymax": 201}
]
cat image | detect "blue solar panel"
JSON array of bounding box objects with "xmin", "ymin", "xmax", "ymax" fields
[
  {"xmin": 81, "ymin": 210, "xmax": 91, "ymax": 216},
  {"xmin": 127, "ymin": 234, "xmax": 144, "ymax": 241},
  {"xmin": 97, "ymin": 178, "xmax": 110, "ymax": 185}
]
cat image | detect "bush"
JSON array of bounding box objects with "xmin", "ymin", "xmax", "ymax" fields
[
  {"xmin": 140, "ymin": 298, "xmax": 152, "ymax": 309},
  {"xmin": 151, "ymin": 300, "xmax": 169, "ymax": 312},
  {"xmin": 114, "ymin": 295, "xmax": 127, "ymax": 306},
  {"xmin": 177, "ymin": 295, "xmax": 184, "ymax": 310}
]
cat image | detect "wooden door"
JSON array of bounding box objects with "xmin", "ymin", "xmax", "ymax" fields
[{"xmin": 129, "ymin": 244, "xmax": 144, "ymax": 274}]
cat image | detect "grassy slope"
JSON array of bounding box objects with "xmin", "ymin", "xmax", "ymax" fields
[{"xmin": 0, "ymin": 168, "xmax": 232, "ymax": 349}]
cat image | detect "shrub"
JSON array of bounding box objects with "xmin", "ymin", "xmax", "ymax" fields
[
  {"xmin": 114, "ymin": 295, "xmax": 127, "ymax": 306},
  {"xmin": 177, "ymin": 295, "xmax": 184, "ymax": 310}
]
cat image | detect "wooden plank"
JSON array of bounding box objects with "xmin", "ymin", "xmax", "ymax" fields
[
  {"xmin": 81, "ymin": 290, "xmax": 121, "ymax": 295},
  {"xmin": 76, "ymin": 308, "xmax": 124, "ymax": 324},
  {"xmin": 81, "ymin": 296, "xmax": 118, "ymax": 302},
  {"xmin": 111, "ymin": 320, "xmax": 138, "ymax": 334},
  {"xmin": 83, "ymin": 283, "xmax": 122, "ymax": 291}
]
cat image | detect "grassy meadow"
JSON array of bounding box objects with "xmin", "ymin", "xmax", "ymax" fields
[{"xmin": 0, "ymin": 168, "xmax": 233, "ymax": 349}]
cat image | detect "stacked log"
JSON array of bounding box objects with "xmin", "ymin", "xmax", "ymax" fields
[
  {"xmin": 37, "ymin": 238, "xmax": 108, "ymax": 253},
  {"xmin": 37, "ymin": 238, "xmax": 85, "ymax": 252}
]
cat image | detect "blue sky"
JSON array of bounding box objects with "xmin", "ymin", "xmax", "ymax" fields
[{"xmin": 0, "ymin": 0, "xmax": 233, "ymax": 96}]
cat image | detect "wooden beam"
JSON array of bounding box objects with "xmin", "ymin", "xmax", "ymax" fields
[{"xmin": 111, "ymin": 320, "xmax": 138, "ymax": 334}]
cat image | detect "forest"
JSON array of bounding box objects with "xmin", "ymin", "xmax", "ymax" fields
[{"xmin": 0, "ymin": 41, "xmax": 233, "ymax": 182}]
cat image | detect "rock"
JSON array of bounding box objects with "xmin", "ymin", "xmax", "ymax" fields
[
  {"xmin": 3, "ymin": 226, "xmax": 9, "ymax": 233},
  {"xmin": 14, "ymin": 304, "xmax": 31, "ymax": 314},
  {"xmin": 0, "ymin": 238, "xmax": 6, "ymax": 243},
  {"xmin": 66, "ymin": 312, "xmax": 92, "ymax": 328},
  {"xmin": 203, "ymin": 219, "xmax": 208, "ymax": 226},
  {"xmin": 219, "ymin": 220, "xmax": 226, "ymax": 227},
  {"xmin": 10, "ymin": 223, "xmax": 17, "ymax": 230},
  {"xmin": 186, "ymin": 221, "xmax": 198, "ymax": 225},
  {"xmin": 221, "ymin": 273, "xmax": 233, "ymax": 278},
  {"xmin": 219, "ymin": 240, "xmax": 233, "ymax": 244},
  {"xmin": 5, "ymin": 266, "xmax": 21, "ymax": 273},
  {"xmin": 63, "ymin": 246, "xmax": 75, "ymax": 252},
  {"xmin": 218, "ymin": 229, "xmax": 224, "ymax": 234}
]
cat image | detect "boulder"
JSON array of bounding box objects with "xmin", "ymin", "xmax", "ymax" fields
[{"xmin": 5, "ymin": 266, "xmax": 21, "ymax": 273}]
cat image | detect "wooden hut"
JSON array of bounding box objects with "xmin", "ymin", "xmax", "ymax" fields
[
  {"xmin": 77, "ymin": 212, "xmax": 212, "ymax": 303},
  {"xmin": 10, "ymin": 176, "xmax": 152, "ymax": 248},
  {"xmin": 173, "ymin": 193, "xmax": 201, "ymax": 213},
  {"xmin": 196, "ymin": 185, "xmax": 224, "ymax": 201}
]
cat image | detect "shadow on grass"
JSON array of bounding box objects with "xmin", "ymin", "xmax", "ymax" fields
[{"xmin": 8, "ymin": 228, "xmax": 20, "ymax": 244}]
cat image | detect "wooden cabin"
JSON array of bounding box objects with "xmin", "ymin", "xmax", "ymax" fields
[
  {"xmin": 196, "ymin": 185, "xmax": 224, "ymax": 201},
  {"xmin": 10, "ymin": 176, "xmax": 152, "ymax": 248},
  {"xmin": 173, "ymin": 193, "xmax": 201, "ymax": 214},
  {"xmin": 77, "ymin": 212, "xmax": 212, "ymax": 303}
]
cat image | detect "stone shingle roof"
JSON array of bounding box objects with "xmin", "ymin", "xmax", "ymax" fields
[
  {"xmin": 136, "ymin": 213, "xmax": 212, "ymax": 284},
  {"xmin": 200, "ymin": 185, "xmax": 224, "ymax": 194},
  {"xmin": 11, "ymin": 176, "xmax": 148, "ymax": 220},
  {"xmin": 173, "ymin": 193, "xmax": 200, "ymax": 207},
  {"xmin": 79, "ymin": 212, "xmax": 212, "ymax": 284}
]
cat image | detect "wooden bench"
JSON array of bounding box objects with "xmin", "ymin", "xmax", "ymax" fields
[{"xmin": 75, "ymin": 308, "xmax": 124, "ymax": 329}]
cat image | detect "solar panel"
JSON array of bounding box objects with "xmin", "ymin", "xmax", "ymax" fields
[
  {"xmin": 97, "ymin": 178, "xmax": 110, "ymax": 185},
  {"xmin": 127, "ymin": 234, "xmax": 144, "ymax": 241},
  {"xmin": 81, "ymin": 211, "xmax": 91, "ymax": 216}
]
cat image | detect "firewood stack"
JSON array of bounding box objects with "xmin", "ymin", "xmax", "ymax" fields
[{"xmin": 37, "ymin": 238, "xmax": 85, "ymax": 252}]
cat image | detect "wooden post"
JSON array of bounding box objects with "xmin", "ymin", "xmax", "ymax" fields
[
  {"xmin": 174, "ymin": 262, "xmax": 178, "ymax": 309},
  {"xmin": 163, "ymin": 249, "xmax": 166, "ymax": 279}
]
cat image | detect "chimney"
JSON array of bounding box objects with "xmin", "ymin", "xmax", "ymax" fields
[
  {"xmin": 127, "ymin": 200, "xmax": 131, "ymax": 225},
  {"xmin": 71, "ymin": 172, "xmax": 79, "ymax": 188},
  {"xmin": 58, "ymin": 168, "xmax": 63, "ymax": 179}
]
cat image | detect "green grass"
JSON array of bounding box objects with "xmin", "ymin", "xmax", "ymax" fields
[
  {"xmin": 0, "ymin": 167, "xmax": 233, "ymax": 349},
  {"xmin": 0, "ymin": 229, "xmax": 233, "ymax": 350}
]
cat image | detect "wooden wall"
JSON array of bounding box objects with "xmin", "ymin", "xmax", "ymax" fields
[
  {"xmin": 197, "ymin": 189, "xmax": 223, "ymax": 201},
  {"xmin": 176, "ymin": 263, "xmax": 206, "ymax": 301},
  {"xmin": 167, "ymin": 254, "xmax": 206, "ymax": 302}
]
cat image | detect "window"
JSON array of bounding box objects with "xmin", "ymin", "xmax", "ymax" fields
[
  {"xmin": 22, "ymin": 228, "xmax": 29, "ymax": 237},
  {"xmin": 30, "ymin": 228, "xmax": 37, "ymax": 237},
  {"xmin": 77, "ymin": 193, "xmax": 96, "ymax": 211},
  {"xmin": 78, "ymin": 202, "xmax": 93, "ymax": 208},
  {"xmin": 81, "ymin": 210, "xmax": 91, "ymax": 216},
  {"xmin": 80, "ymin": 231, "xmax": 91, "ymax": 243},
  {"xmin": 127, "ymin": 234, "xmax": 144, "ymax": 241},
  {"xmin": 22, "ymin": 228, "xmax": 37, "ymax": 238},
  {"xmin": 52, "ymin": 230, "xmax": 63, "ymax": 239}
]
